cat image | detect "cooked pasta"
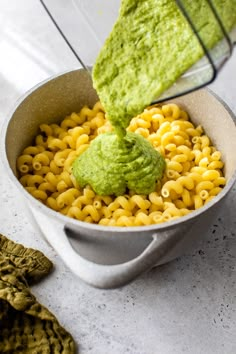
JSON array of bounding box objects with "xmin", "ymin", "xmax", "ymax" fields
[{"xmin": 17, "ymin": 102, "xmax": 226, "ymax": 226}]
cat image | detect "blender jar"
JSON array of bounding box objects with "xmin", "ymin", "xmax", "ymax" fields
[{"xmin": 40, "ymin": 0, "xmax": 236, "ymax": 103}]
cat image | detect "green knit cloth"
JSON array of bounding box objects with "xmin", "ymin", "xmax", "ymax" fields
[{"xmin": 0, "ymin": 234, "xmax": 76, "ymax": 354}]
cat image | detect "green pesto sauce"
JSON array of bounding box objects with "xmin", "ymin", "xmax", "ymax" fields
[
  {"xmin": 72, "ymin": 132, "xmax": 166, "ymax": 196},
  {"xmin": 72, "ymin": 0, "xmax": 236, "ymax": 196},
  {"xmin": 92, "ymin": 0, "xmax": 236, "ymax": 129}
]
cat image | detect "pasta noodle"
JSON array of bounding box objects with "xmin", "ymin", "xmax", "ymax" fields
[{"xmin": 17, "ymin": 102, "xmax": 226, "ymax": 226}]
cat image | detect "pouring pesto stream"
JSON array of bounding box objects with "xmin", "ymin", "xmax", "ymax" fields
[{"xmin": 72, "ymin": 0, "xmax": 236, "ymax": 197}]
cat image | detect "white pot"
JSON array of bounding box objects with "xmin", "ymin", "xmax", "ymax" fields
[{"xmin": 2, "ymin": 69, "xmax": 236, "ymax": 288}]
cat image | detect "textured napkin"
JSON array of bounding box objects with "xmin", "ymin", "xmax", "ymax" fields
[{"xmin": 0, "ymin": 234, "xmax": 76, "ymax": 353}]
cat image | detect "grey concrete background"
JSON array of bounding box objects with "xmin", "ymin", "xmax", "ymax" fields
[{"xmin": 0, "ymin": 1, "xmax": 235, "ymax": 353}]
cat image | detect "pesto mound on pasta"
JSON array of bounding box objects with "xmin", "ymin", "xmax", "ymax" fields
[{"xmin": 72, "ymin": 132, "xmax": 165, "ymax": 196}]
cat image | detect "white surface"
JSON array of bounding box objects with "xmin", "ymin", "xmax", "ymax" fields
[{"xmin": 0, "ymin": 1, "xmax": 236, "ymax": 353}]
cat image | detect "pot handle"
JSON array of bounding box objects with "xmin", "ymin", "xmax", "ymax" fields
[{"xmin": 32, "ymin": 210, "xmax": 180, "ymax": 288}]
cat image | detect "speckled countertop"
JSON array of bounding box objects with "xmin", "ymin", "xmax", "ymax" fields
[{"xmin": 0, "ymin": 1, "xmax": 236, "ymax": 353}]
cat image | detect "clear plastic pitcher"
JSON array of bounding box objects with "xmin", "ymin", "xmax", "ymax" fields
[{"xmin": 40, "ymin": 0, "xmax": 236, "ymax": 103}]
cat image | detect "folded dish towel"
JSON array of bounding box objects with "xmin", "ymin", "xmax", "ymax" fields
[{"xmin": 0, "ymin": 234, "xmax": 76, "ymax": 353}]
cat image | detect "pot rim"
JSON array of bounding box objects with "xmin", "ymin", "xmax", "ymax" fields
[{"xmin": 1, "ymin": 69, "xmax": 236, "ymax": 234}]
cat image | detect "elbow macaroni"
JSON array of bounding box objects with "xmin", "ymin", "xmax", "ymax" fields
[{"xmin": 17, "ymin": 102, "xmax": 226, "ymax": 226}]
